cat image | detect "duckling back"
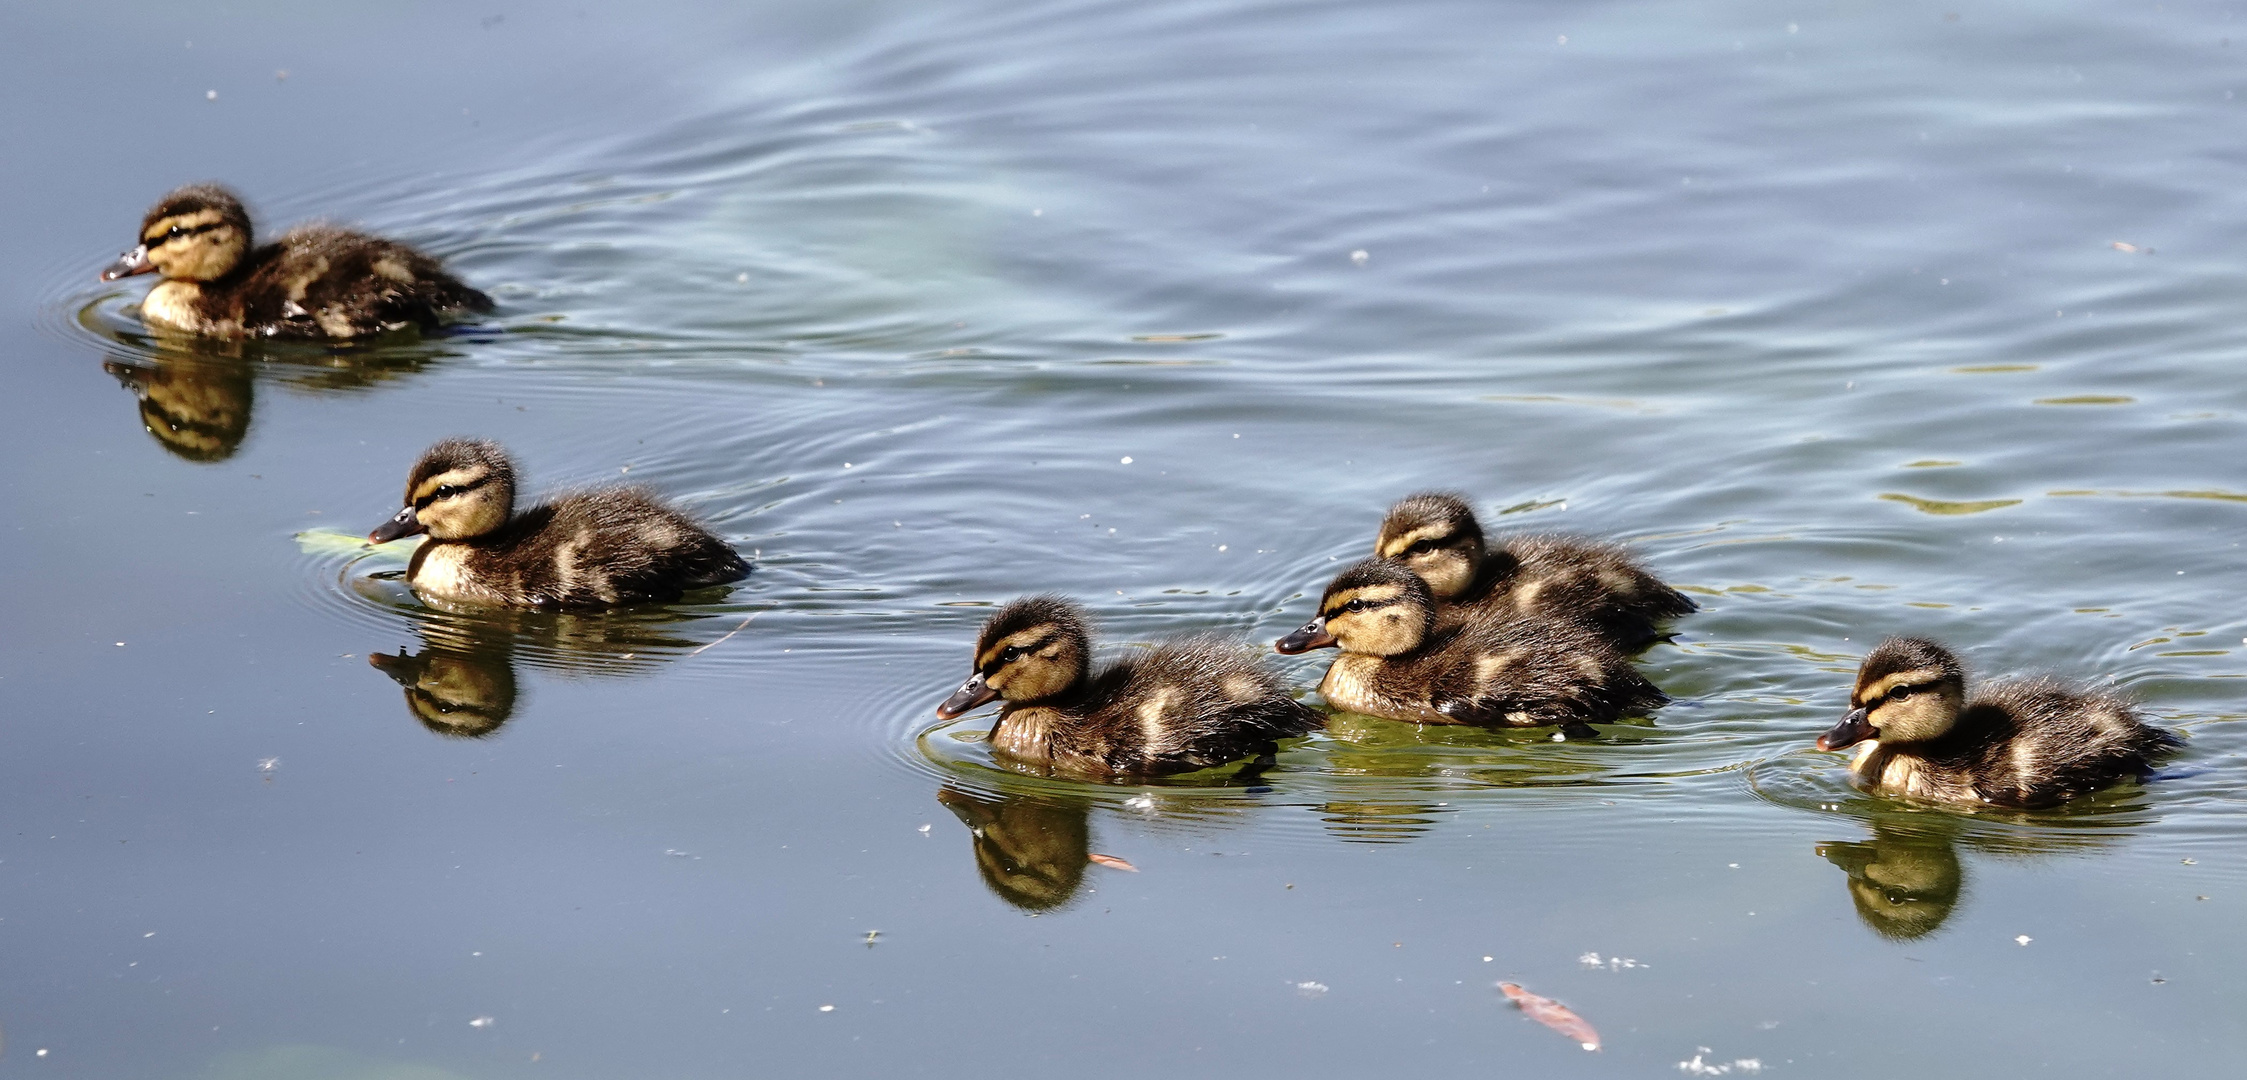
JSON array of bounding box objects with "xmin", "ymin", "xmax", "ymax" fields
[
  {"xmin": 1324, "ymin": 608, "xmax": 1668, "ymax": 729},
  {"xmin": 1863, "ymin": 678, "xmax": 2179, "ymax": 808},
  {"xmin": 1488, "ymin": 533, "xmax": 1697, "ymax": 650},
  {"xmin": 1017, "ymin": 636, "xmax": 1320, "ymax": 776},
  {"xmin": 412, "ymin": 487, "xmax": 747, "ymax": 609},
  {"xmin": 220, "ymin": 225, "xmax": 492, "ymax": 338}
]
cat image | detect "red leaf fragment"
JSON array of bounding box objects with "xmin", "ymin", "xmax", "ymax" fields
[
  {"xmin": 1087, "ymin": 853, "xmax": 1138, "ymax": 872},
  {"xmin": 1499, "ymin": 981, "xmax": 1600, "ymax": 1051}
]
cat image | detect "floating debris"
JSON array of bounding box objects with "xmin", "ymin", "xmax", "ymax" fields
[
  {"xmin": 864, "ymin": 930, "xmax": 881, "ymax": 946},
  {"xmin": 2015, "ymin": 935, "xmax": 2033, "ymax": 946},
  {"xmin": 257, "ymin": 758, "xmax": 279, "ymax": 772},
  {"xmin": 1678, "ymin": 1048, "xmax": 1762, "ymax": 1074},
  {"xmin": 469, "ymin": 1016, "xmax": 495, "ymax": 1029},
  {"xmin": 1578, "ymin": 951, "xmax": 1646, "ymax": 971},
  {"xmin": 1498, "ymin": 982, "xmax": 1599, "ymax": 1051},
  {"xmin": 1088, "ymin": 853, "xmax": 1139, "ymax": 872},
  {"xmin": 1296, "ymin": 981, "xmax": 1329, "ymax": 997},
  {"xmin": 1350, "ymin": 249, "xmax": 1370, "ymax": 266}
]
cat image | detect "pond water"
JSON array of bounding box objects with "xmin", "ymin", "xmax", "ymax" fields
[{"xmin": 6, "ymin": 0, "xmax": 2247, "ymax": 1075}]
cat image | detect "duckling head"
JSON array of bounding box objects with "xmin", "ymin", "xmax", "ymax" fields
[
  {"xmin": 935, "ymin": 596, "xmax": 1091, "ymax": 719},
  {"xmin": 1819, "ymin": 636, "xmax": 1966, "ymax": 751},
  {"xmin": 1374, "ymin": 492, "xmax": 1485, "ymax": 600},
  {"xmin": 102, "ymin": 184, "xmax": 253, "ymax": 283},
  {"xmin": 1275, "ymin": 558, "xmax": 1432, "ymax": 656},
  {"xmin": 368, "ymin": 438, "xmax": 518, "ymax": 544}
]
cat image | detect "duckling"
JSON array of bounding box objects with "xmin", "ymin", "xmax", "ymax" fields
[
  {"xmin": 1817, "ymin": 637, "xmax": 2181, "ymax": 808},
  {"xmin": 101, "ymin": 184, "xmax": 491, "ymax": 339},
  {"xmin": 934, "ymin": 596, "xmax": 1322, "ymax": 778},
  {"xmin": 1275, "ymin": 558, "xmax": 1666, "ymax": 736},
  {"xmin": 103, "ymin": 352, "xmax": 253, "ymax": 462},
  {"xmin": 935, "ymin": 788, "xmax": 1092, "ymax": 912},
  {"xmin": 368, "ymin": 438, "xmax": 749, "ymax": 609},
  {"xmin": 1374, "ymin": 492, "xmax": 1695, "ymax": 650}
]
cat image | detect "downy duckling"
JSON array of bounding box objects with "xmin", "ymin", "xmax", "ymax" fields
[
  {"xmin": 934, "ymin": 596, "xmax": 1323, "ymax": 778},
  {"xmin": 1817, "ymin": 637, "xmax": 2181, "ymax": 808},
  {"xmin": 1276, "ymin": 558, "xmax": 1666, "ymax": 737},
  {"xmin": 1375, "ymin": 492, "xmax": 1695, "ymax": 650},
  {"xmin": 101, "ymin": 184, "xmax": 491, "ymax": 338},
  {"xmin": 368, "ymin": 438, "xmax": 749, "ymax": 609}
]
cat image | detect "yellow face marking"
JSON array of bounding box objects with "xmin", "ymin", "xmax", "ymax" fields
[
  {"xmin": 143, "ymin": 209, "xmax": 225, "ymax": 243},
  {"xmin": 1377, "ymin": 523, "xmax": 1452, "ymax": 559},
  {"xmin": 409, "ymin": 467, "xmax": 486, "ymax": 504},
  {"xmin": 976, "ymin": 625, "xmax": 1056, "ymax": 671},
  {"xmin": 1324, "ymin": 583, "xmax": 1403, "ymax": 617},
  {"xmin": 1854, "ymin": 668, "xmax": 1944, "ymax": 707}
]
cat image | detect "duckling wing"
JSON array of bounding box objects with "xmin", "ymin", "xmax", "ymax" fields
[
  {"xmin": 1956, "ymin": 681, "xmax": 2181, "ymax": 807},
  {"xmin": 1091, "ymin": 637, "xmax": 1321, "ymax": 774},
  {"xmin": 1498, "ymin": 534, "xmax": 1695, "ymax": 650},
  {"xmin": 240, "ymin": 226, "xmax": 492, "ymax": 338},
  {"xmin": 1423, "ymin": 616, "xmax": 1668, "ymax": 727},
  {"xmin": 524, "ymin": 489, "xmax": 748, "ymax": 607}
]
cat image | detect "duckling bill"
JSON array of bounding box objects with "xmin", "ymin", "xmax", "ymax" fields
[
  {"xmin": 1375, "ymin": 492, "xmax": 1694, "ymax": 650},
  {"xmin": 368, "ymin": 438, "xmax": 749, "ymax": 609},
  {"xmin": 1276, "ymin": 558, "xmax": 1665, "ymax": 735},
  {"xmin": 936, "ymin": 596, "xmax": 1321, "ymax": 778},
  {"xmin": 1819, "ymin": 637, "xmax": 2180, "ymax": 808},
  {"xmin": 103, "ymin": 183, "xmax": 491, "ymax": 338}
]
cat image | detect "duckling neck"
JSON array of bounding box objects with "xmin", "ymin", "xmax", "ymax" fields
[{"xmin": 1468, "ymin": 546, "xmax": 1522, "ymax": 599}]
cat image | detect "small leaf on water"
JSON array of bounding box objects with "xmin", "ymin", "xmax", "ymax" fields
[
  {"xmin": 1087, "ymin": 853, "xmax": 1138, "ymax": 872},
  {"xmin": 294, "ymin": 528, "xmax": 377, "ymax": 557},
  {"xmin": 1499, "ymin": 982, "xmax": 1600, "ymax": 1051}
]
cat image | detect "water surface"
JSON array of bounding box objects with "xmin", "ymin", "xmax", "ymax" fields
[{"xmin": 5, "ymin": 1, "xmax": 2247, "ymax": 1075}]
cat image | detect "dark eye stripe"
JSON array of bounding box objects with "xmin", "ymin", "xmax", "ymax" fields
[
  {"xmin": 143, "ymin": 221, "xmax": 225, "ymax": 248},
  {"xmin": 413, "ymin": 474, "xmax": 490, "ymax": 510}
]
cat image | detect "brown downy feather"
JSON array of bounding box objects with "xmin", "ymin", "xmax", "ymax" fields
[
  {"xmin": 1376, "ymin": 492, "xmax": 1695, "ymax": 650},
  {"xmin": 1284, "ymin": 558, "xmax": 1666, "ymax": 731},
  {"xmin": 943, "ymin": 596, "xmax": 1322, "ymax": 779}
]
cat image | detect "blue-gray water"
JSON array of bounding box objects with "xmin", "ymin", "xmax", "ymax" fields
[{"xmin": 5, "ymin": 1, "xmax": 2247, "ymax": 1075}]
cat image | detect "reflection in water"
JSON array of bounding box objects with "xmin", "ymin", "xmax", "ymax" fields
[
  {"xmin": 936, "ymin": 787, "xmax": 1091, "ymax": 912},
  {"xmin": 366, "ymin": 599, "xmax": 714, "ymax": 738},
  {"xmin": 1817, "ymin": 825, "xmax": 1966, "ymax": 941},
  {"xmin": 103, "ymin": 352, "xmax": 252, "ymax": 462},
  {"xmin": 370, "ymin": 645, "xmax": 519, "ymax": 738},
  {"xmin": 86, "ymin": 313, "xmax": 465, "ymax": 462},
  {"xmin": 1816, "ymin": 804, "xmax": 2149, "ymax": 941},
  {"xmin": 1317, "ymin": 800, "xmax": 1447, "ymax": 844}
]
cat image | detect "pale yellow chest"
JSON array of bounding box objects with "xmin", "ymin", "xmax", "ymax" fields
[
  {"xmin": 1318, "ymin": 655, "xmax": 1391, "ymax": 715},
  {"xmin": 409, "ymin": 543, "xmax": 507, "ymax": 605},
  {"xmin": 140, "ymin": 281, "xmax": 205, "ymax": 332}
]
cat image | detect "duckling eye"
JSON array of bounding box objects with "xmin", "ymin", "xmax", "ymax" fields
[
  {"xmin": 1888, "ymin": 685, "xmax": 1914, "ymax": 702},
  {"xmin": 434, "ymin": 484, "xmax": 461, "ymax": 499},
  {"xmin": 1345, "ymin": 599, "xmax": 1367, "ymax": 612},
  {"xmin": 1000, "ymin": 645, "xmax": 1022, "ymax": 663}
]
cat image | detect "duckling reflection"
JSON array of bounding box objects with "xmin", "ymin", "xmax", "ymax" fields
[
  {"xmin": 103, "ymin": 352, "xmax": 251, "ymax": 462},
  {"xmin": 369, "ymin": 645, "xmax": 517, "ymax": 738},
  {"xmin": 1318, "ymin": 800, "xmax": 1447, "ymax": 844},
  {"xmin": 937, "ymin": 787, "xmax": 1091, "ymax": 912},
  {"xmin": 1816, "ymin": 824, "xmax": 1965, "ymax": 941}
]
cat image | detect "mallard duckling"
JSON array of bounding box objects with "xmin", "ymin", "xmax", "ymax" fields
[
  {"xmin": 935, "ymin": 788, "xmax": 1091, "ymax": 911},
  {"xmin": 1817, "ymin": 637, "xmax": 2181, "ymax": 808},
  {"xmin": 103, "ymin": 353, "xmax": 252, "ymax": 462},
  {"xmin": 101, "ymin": 184, "xmax": 491, "ymax": 339},
  {"xmin": 934, "ymin": 596, "xmax": 1322, "ymax": 778},
  {"xmin": 1275, "ymin": 558, "xmax": 1666, "ymax": 736},
  {"xmin": 368, "ymin": 438, "xmax": 749, "ymax": 609},
  {"xmin": 1375, "ymin": 492, "xmax": 1695, "ymax": 649}
]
